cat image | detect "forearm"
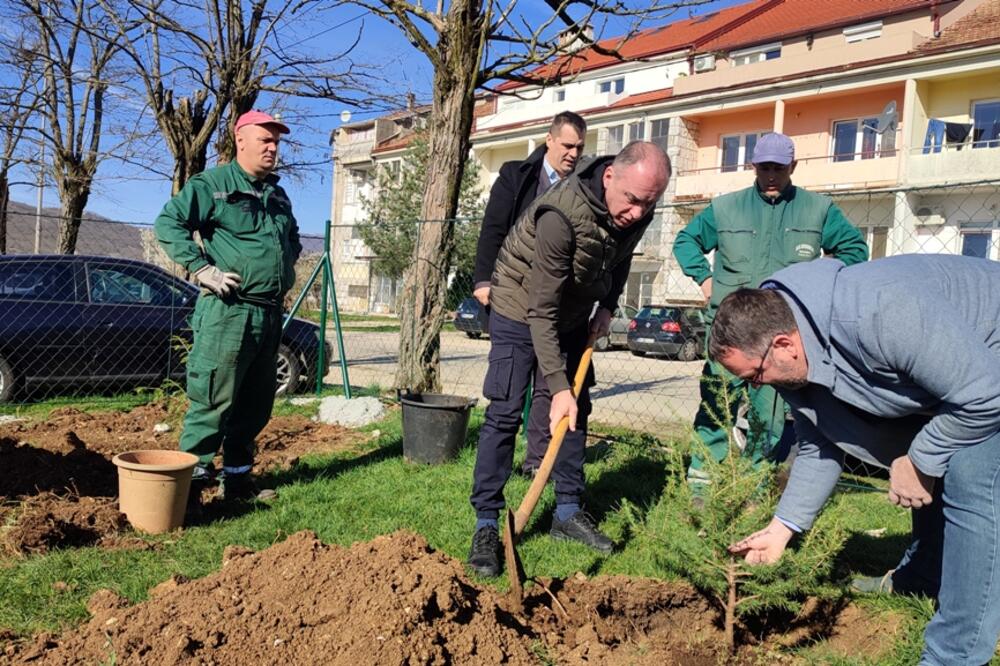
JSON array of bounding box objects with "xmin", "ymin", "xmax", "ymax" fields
[
  {"xmin": 821, "ymin": 205, "xmax": 869, "ymax": 265},
  {"xmin": 672, "ymin": 207, "xmax": 716, "ymax": 284}
]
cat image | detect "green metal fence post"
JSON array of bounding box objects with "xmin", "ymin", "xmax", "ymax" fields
[
  {"xmin": 316, "ymin": 220, "xmax": 331, "ymax": 395},
  {"xmin": 323, "ymin": 250, "xmax": 352, "ymax": 399}
]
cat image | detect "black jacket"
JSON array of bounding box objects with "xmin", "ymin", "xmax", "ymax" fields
[{"xmin": 472, "ymin": 145, "xmax": 548, "ymax": 287}]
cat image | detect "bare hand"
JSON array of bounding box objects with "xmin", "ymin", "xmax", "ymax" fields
[
  {"xmin": 194, "ymin": 265, "xmax": 242, "ymax": 297},
  {"xmin": 473, "ymin": 285, "xmax": 490, "ymax": 307},
  {"xmin": 590, "ymin": 307, "xmax": 612, "ymax": 338},
  {"xmin": 700, "ymin": 277, "xmax": 712, "ymax": 300},
  {"xmin": 888, "ymin": 455, "xmax": 935, "ymax": 509},
  {"xmin": 729, "ymin": 517, "xmax": 794, "ymax": 565},
  {"xmin": 549, "ymin": 389, "xmax": 578, "ymax": 437}
]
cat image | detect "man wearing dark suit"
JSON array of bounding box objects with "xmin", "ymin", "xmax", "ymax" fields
[{"xmin": 471, "ymin": 111, "xmax": 587, "ymax": 476}]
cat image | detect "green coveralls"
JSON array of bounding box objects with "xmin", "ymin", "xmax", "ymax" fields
[
  {"xmin": 154, "ymin": 161, "xmax": 301, "ymax": 472},
  {"xmin": 673, "ymin": 184, "xmax": 868, "ymax": 474}
]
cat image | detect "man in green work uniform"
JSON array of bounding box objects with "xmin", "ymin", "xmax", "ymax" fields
[
  {"xmin": 673, "ymin": 132, "xmax": 867, "ymax": 488},
  {"xmin": 155, "ymin": 109, "xmax": 302, "ymax": 503}
]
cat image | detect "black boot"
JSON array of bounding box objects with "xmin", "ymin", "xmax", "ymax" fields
[
  {"xmin": 467, "ymin": 526, "xmax": 501, "ymax": 577},
  {"xmin": 219, "ymin": 472, "xmax": 276, "ymax": 503},
  {"xmin": 550, "ymin": 510, "xmax": 614, "ymax": 553}
]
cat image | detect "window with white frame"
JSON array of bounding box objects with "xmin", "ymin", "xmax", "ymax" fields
[
  {"xmin": 553, "ymin": 89, "xmax": 566, "ymax": 102},
  {"xmin": 650, "ymin": 118, "xmax": 669, "ymax": 152},
  {"xmin": 720, "ymin": 132, "xmax": 765, "ymax": 172},
  {"xmin": 598, "ymin": 77, "xmax": 625, "ymax": 95},
  {"xmin": 843, "ymin": 21, "xmax": 882, "ymax": 43},
  {"xmin": 628, "ymin": 121, "xmax": 644, "ymax": 142},
  {"xmin": 831, "ymin": 117, "xmax": 896, "ymax": 162},
  {"xmin": 344, "ymin": 170, "xmax": 361, "ymax": 204},
  {"xmin": 730, "ymin": 42, "xmax": 781, "ymax": 67},
  {"xmin": 607, "ymin": 125, "xmax": 625, "ymax": 154},
  {"xmin": 972, "ymin": 99, "xmax": 1000, "ymax": 148},
  {"xmin": 959, "ymin": 222, "xmax": 998, "ymax": 259}
]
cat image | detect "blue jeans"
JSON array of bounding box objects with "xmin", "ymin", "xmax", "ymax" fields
[
  {"xmin": 903, "ymin": 430, "xmax": 1000, "ymax": 665},
  {"xmin": 923, "ymin": 119, "xmax": 945, "ymax": 154}
]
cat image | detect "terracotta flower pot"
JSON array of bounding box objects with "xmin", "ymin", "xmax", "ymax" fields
[{"xmin": 112, "ymin": 450, "xmax": 199, "ymax": 534}]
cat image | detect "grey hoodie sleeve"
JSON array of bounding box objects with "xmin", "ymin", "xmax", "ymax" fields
[
  {"xmin": 869, "ymin": 294, "xmax": 1000, "ymax": 477},
  {"xmin": 775, "ymin": 409, "xmax": 844, "ymax": 530}
]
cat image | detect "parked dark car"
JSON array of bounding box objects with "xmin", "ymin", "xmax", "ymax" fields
[
  {"xmin": 453, "ymin": 297, "xmax": 489, "ymax": 338},
  {"xmin": 594, "ymin": 303, "xmax": 638, "ymax": 351},
  {"xmin": 626, "ymin": 305, "xmax": 707, "ymax": 361},
  {"xmin": 0, "ymin": 255, "xmax": 330, "ymax": 402}
]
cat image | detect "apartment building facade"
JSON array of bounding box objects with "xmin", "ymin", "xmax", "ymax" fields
[{"xmin": 331, "ymin": 0, "xmax": 1000, "ymax": 312}]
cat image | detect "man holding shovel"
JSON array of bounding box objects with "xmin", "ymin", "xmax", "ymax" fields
[
  {"xmin": 472, "ymin": 111, "xmax": 587, "ymax": 477},
  {"xmin": 467, "ymin": 141, "xmax": 671, "ymax": 577}
]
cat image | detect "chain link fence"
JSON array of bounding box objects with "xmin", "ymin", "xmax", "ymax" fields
[
  {"xmin": 2, "ymin": 181, "xmax": 998, "ymax": 455},
  {"xmin": 0, "ymin": 213, "xmax": 330, "ymax": 406}
]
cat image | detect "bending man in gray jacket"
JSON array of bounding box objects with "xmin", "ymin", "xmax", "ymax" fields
[{"xmin": 710, "ymin": 254, "xmax": 1000, "ymax": 666}]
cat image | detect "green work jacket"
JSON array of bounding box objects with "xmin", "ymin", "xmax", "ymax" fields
[
  {"xmin": 673, "ymin": 184, "xmax": 868, "ymax": 320},
  {"xmin": 154, "ymin": 161, "xmax": 302, "ymax": 303}
]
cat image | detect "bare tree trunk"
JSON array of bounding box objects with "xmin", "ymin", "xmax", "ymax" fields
[
  {"xmin": 393, "ymin": 0, "xmax": 481, "ymax": 392},
  {"xmin": 0, "ymin": 172, "xmax": 8, "ymax": 254},
  {"xmin": 57, "ymin": 188, "xmax": 89, "ymax": 254}
]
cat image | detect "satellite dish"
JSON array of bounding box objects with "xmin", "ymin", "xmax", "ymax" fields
[
  {"xmin": 865, "ymin": 101, "xmax": 898, "ymax": 134},
  {"xmin": 340, "ymin": 110, "xmax": 352, "ymax": 124}
]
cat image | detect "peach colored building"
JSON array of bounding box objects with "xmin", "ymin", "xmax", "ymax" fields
[
  {"xmin": 330, "ymin": 0, "xmax": 1000, "ymax": 311},
  {"xmin": 471, "ymin": 0, "xmax": 1000, "ymax": 305}
]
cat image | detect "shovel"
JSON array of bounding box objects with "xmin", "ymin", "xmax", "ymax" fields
[{"xmin": 503, "ymin": 334, "xmax": 596, "ymax": 611}]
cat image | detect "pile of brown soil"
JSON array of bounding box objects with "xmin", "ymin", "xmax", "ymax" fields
[
  {"xmin": 0, "ymin": 493, "xmax": 159, "ymax": 556},
  {"xmin": 0, "ymin": 404, "xmax": 360, "ymax": 555},
  {"xmin": 2, "ymin": 531, "xmax": 899, "ymax": 665}
]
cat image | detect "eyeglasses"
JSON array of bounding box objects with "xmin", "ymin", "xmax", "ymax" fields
[{"xmin": 750, "ymin": 343, "xmax": 774, "ymax": 386}]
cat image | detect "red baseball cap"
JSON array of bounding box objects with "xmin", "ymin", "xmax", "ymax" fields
[{"xmin": 234, "ymin": 110, "xmax": 290, "ymax": 135}]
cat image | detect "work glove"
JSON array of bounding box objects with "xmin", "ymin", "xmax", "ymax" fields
[{"xmin": 193, "ymin": 265, "xmax": 241, "ymax": 297}]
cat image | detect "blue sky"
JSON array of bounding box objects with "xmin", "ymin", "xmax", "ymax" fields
[{"xmin": 8, "ymin": 0, "xmax": 744, "ymax": 238}]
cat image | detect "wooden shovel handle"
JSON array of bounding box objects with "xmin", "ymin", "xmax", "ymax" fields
[{"xmin": 512, "ymin": 333, "xmax": 596, "ymax": 535}]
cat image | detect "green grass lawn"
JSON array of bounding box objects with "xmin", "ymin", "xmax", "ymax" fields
[{"xmin": 0, "ymin": 400, "xmax": 970, "ymax": 663}]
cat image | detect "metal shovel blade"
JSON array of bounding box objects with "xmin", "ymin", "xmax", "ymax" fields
[{"xmin": 503, "ymin": 508, "xmax": 524, "ymax": 610}]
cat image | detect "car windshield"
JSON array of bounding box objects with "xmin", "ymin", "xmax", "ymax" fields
[{"xmin": 636, "ymin": 306, "xmax": 681, "ymax": 320}]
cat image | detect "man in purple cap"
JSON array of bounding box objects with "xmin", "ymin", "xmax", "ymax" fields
[
  {"xmin": 155, "ymin": 110, "xmax": 301, "ymax": 507},
  {"xmin": 673, "ymin": 132, "xmax": 868, "ymax": 491}
]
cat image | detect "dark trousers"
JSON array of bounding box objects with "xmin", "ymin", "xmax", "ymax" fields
[{"xmin": 470, "ymin": 311, "xmax": 593, "ymax": 520}]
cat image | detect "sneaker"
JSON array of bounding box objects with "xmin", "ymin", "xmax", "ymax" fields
[
  {"xmin": 550, "ymin": 511, "xmax": 614, "ymax": 553},
  {"xmin": 851, "ymin": 569, "xmax": 895, "ymax": 595},
  {"xmin": 219, "ymin": 473, "xmax": 276, "ymax": 503},
  {"xmin": 467, "ymin": 526, "xmax": 501, "ymax": 577}
]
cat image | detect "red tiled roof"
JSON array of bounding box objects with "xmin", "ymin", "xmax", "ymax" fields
[
  {"xmin": 913, "ymin": 0, "xmax": 1000, "ymax": 52},
  {"xmin": 697, "ymin": 0, "xmax": 934, "ymax": 51},
  {"xmin": 497, "ymin": 1, "xmax": 771, "ymax": 91}
]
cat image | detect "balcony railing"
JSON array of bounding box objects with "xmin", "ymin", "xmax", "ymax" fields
[
  {"xmin": 907, "ymin": 143, "xmax": 1000, "ymax": 185},
  {"xmin": 674, "ymin": 151, "xmax": 900, "ymax": 198}
]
